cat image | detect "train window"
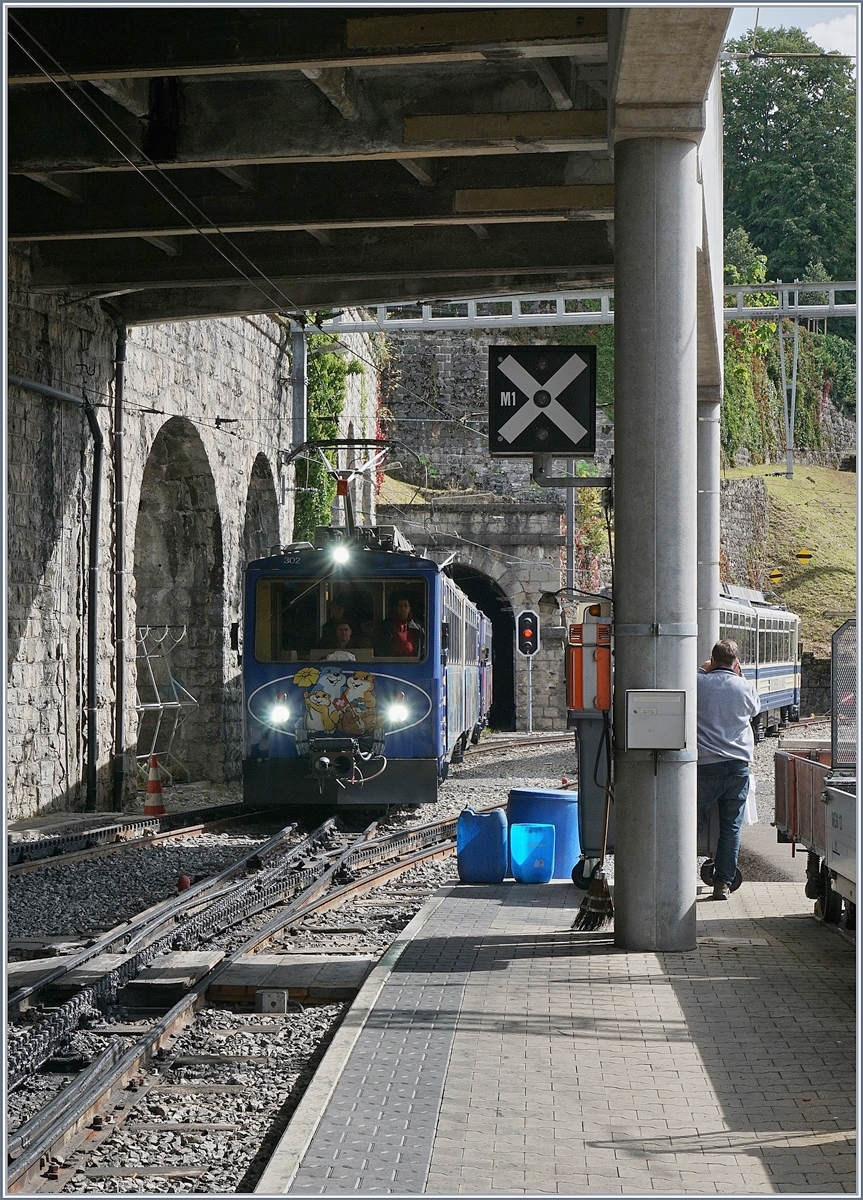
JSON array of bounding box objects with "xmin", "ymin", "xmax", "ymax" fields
[
  {"xmin": 443, "ymin": 582, "xmax": 464, "ymax": 664},
  {"xmin": 255, "ymin": 577, "xmax": 428, "ymax": 663},
  {"xmin": 719, "ymin": 611, "xmax": 730, "ymax": 643},
  {"xmin": 738, "ymin": 623, "xmax": 752, "ymax": 665},
  {"xmin": 465, "ymin": 607, "xmax": 480, "ymax": 666}
]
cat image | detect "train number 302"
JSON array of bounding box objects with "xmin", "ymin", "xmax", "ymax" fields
[{"xmin": 831, "ymin": 811, "xmax": 843, "ymax": 831}]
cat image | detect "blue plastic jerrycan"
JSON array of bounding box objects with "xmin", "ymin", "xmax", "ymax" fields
[{"xmin": 456, "ymin": 807, "xmax": 508, "ymax": 884}]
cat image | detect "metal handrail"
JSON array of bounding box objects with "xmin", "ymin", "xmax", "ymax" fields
[{"xmin": 315, "ymin": 283, "xmax": 856, "ymax": 333}]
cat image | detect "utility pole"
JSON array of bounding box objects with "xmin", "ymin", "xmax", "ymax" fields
[
  {"xmin": 526, "ymin": 655, "xmax": 533, "ymax": 733},
  {"xmin": 777, "ymin": 283, "xmax": 800, "ymax": 480},
  {"xmin": 566, "ymin": 459, "xmax": 576, "ymax": 604}
]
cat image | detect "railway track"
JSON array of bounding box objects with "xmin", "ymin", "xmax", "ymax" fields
[
  {"xmin": 7, "ymin": 817, "xmax": 458, "ymax": 1194},
  {"xmin": 465, "ymin": 732, "xmax": 573, "ymax": 758},
  {"xmin": 7, "ymin": 804, "xmax": 260, "ymax": 872},
  {"xmin": 7, "ymin": 820, "xmax": 310, "ymax": 1019}
]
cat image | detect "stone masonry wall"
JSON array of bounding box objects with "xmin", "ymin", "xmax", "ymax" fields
[
  {"xmin": 378, "ymin": 495, "xmax": 570, "ymax": 731},
  {"xmin": 719, "ymin": 476, "xmax": 770, "ymax": 589},
  {"xmin": 800, "ymin": 652, "xmax": 832, "ymax": 718},
  {"xmin": 381, "ymin": 329, "xmax": 615, "ymax": 496},
  {"xmin": 381, "ymin": 328, "xmax": 614, "ymax": 613},
  {"xmin": 7, "ymin": 246, "xmax": 375, "ymax": 819},
  {"xmin": 732, "ymin": 396, "xmax": 856, "ymax": 471}
]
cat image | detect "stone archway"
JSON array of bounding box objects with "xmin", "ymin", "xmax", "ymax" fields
[
  {"xmin": 133, "ymin": 417, "xmax": 225, "ymax": 783},
  {"xmin": 242, "ymin": 453, "xmax": 280, "ymax": 565},
  {"xmin": 221, "ymin": 452, "xmax": 282, "ymax": 781},
  {"xmin": 448, "ymin": 564, "xmax": 515, "ymax": 730}
]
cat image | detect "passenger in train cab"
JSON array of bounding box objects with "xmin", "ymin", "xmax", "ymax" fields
[
  {"xmin": 696, "ymin": 638, "xmax": 760, "ymax": 901},
  {"xmin": 320, "ymin": 594, "xmax": 350, "ymax": 647},
  {"xmin": 324, "ymin": 620, "xmax": 358, "ymax": 662},
  {"xmin": 378, "ymin": 594, "xmax": 424, "ymax": 657}
]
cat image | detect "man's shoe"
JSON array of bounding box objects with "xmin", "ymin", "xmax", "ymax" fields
[{"xmin": 713, "ymin": 881, "xmax": 730, "ymax": 901}]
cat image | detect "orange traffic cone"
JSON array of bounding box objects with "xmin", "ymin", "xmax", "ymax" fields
[{"xmin": 144, "ymin": 754, "xmax": 168, "ymax": 816}]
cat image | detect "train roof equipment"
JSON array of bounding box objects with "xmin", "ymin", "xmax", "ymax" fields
[{"xmin": 720, "ymin": 582, "xmax": 790, "ymax": 611}]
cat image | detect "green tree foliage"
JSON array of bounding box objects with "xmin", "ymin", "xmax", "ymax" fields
[
  {"xmin": 721, "ymin": 27, "xmax": 856, "ymax": 285},
  {"xmin": 292, "ymin": 333, "xmax": 361, "ymax": 541},
  {"xmin": 724, "ymin": 225, "xmax": 769, "ymax": 288}
]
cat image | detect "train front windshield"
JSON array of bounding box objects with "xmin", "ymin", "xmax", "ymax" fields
[{"xmin": 255, "ymin": 577, "xmax": 428, "ymax": 664}]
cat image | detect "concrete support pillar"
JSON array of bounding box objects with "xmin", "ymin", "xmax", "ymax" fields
[
  {"xmin": 613, "ymin": 138, "xmax": 699, "ymax": 952},
  {"xmin": 697, "ymin": 387, "xmax": 722, "ymax": 663}
]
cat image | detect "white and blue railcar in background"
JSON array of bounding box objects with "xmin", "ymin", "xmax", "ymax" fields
[
  {"xmin": 718, "ymin": 584, "xmax": 802, "ymax": 738},
  {"xmin": 242, "ymin": 524, "xmax": 492, "ymax": 807}
]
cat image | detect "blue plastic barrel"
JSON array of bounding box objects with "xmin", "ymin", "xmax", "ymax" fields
[
  {"xmin": 510, "ymin": 823, "xmax": 555, "ymax": 884},
  {"xmin": 507, "ymin": 788, "xmax": 580, "ymax": 880},
  {"xmin": 456, "ymin": 807, "xmax": 508, "ymax": 884}
]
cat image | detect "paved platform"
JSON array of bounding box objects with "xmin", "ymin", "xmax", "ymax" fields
[{"xmin": 256, "ymin": 881, "xmax": 855, "ymax": 1195}]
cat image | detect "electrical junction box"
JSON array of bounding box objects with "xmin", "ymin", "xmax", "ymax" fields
[
  {"xmin": 256, "ymin": 989, "xmax": 290, "ymax": 1013},
  {"xmin": 567, "ymin": 622, "xmax": 612, "ymax": 712},
  {"xmin": 625, "ymin": 690, "xmax": 686, "ymax": 750}
]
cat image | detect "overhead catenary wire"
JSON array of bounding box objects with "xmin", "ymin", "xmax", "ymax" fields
[
  {"xmin": 11, "ymin": 7, "xmax": 557, "ymax": 450},
  {"xmin": 9, "ymin": 20, "xmax": 508, "ymax": 453},
  {"xmin": 10, "ymin": 14, "xmax": 611, "ymax": 505}
]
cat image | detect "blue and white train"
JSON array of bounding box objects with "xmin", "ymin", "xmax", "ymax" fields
[
  {"xmin": 242, "ymin": 523, "xmax": 492, "ymax": 807},
  {"xmin": 718, "ymin": 583, "xmax": 802, "ymax": 738}
]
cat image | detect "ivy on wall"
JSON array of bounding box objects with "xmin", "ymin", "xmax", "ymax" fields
[
  {"xmin": 722, "ymin": 318, "xmax": 855, "ymax": 467},
  {"xmin": 720, "ymin": 227, "xmax": 855, "ymax": 465},
  {"xmin": 509, "ymin": 321, "xmax": 615, "ymax": 418},
  {"xmin": 291, "ymin": 332, "xmax": 362, "ymax": 542}
]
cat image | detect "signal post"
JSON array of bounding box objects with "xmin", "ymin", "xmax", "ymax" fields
[
  {"xmin": 516, "ymin": 610, "xmax": 540, "ymax": 732},
  {"xmin": 490, "ymin": 345, "xmax": 613, "ymax": 868}
]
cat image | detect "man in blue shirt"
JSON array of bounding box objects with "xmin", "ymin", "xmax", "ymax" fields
[{"xmin": 697, "ymin": 639, "xmax": 760, "ymax": 900}]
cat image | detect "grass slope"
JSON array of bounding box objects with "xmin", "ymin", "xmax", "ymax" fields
[
  {"xmin": 377, "ymin": 473, "xmax": 429, "ymax": 506},
  {"xmin": 724, "ymin": 464, "xmax": 857, "ymax": 655}
]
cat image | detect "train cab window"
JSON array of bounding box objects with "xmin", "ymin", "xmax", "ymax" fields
[
  {"xmin": 375, "ymin": 584, "xmax": 427, "ymax": 661},
  {"xmin": 254, "ymin": 577, "xmax": 428, "ymax": 663}
]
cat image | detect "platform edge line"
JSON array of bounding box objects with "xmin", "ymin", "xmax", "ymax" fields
[{"xmin": 253, "ymin": 886, "xmax": 455, "ymax": 1195}]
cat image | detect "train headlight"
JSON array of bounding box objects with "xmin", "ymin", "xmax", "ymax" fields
[
  {"xmin": 270, "ymin": 704, "xmax": 291, "ymax": 724},
  {"xmin": 387, "ymin": 703, "xmax": 409, "ymax": 724},
  {"xmin": 331, "ymin": 545, "xmax": 350, "ymax": 564}
]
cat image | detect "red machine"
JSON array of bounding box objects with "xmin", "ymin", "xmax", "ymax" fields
[{"xmin": 566, "ymin": 605, "xmax": 612, "ymax": 714}]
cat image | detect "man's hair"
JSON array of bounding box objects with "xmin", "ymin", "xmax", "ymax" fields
[{"xmin": 712, "ymin": 639, "xmax": 739, "ymax": 667}]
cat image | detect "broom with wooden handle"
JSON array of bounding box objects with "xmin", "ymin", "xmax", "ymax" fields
[{"xmin": 572, "ymin": 780, "xmax": 614, "ymax": 931}]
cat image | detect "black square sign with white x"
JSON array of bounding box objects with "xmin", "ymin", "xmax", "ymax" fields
[{"xmin": 488, "ymin": 345, "xmax": 596, "ymax": 457}]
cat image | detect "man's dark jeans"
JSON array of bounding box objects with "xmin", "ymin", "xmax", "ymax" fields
[{"xmin": 697, "ymin": 759, "xmax": 750, "ymax": 886}]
